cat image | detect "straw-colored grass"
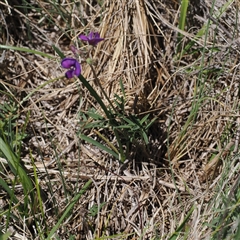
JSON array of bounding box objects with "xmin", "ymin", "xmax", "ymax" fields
[{"xmin": 0, "ymin": 0, "xmax": 239, "ymax": 239}]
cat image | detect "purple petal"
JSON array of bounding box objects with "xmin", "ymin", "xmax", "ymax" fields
[
  {"xmin": 79, "ymin": 34, "xmax": 89, "ymax": 41},
  {"xmin": 61, "ymin": 58, "xmax": 77, "ymax": 69},
  {"xmin": 88, "ymin": 32, "xmax": 95, "ymax": 40},
  {"xmin": 65, "ymin": 69, "xmax": 75, "ymax": 79},
  {"xmin": 79, "ymin": 32, "xmax": 104, "ymax": 46},
  {"xmin": 61, "ymin": 57, "xmax": 81, "ymax": 78},
  {"xmin": 93, "ymin": 32, "xmax": 101, "ymax": 39},
  {"xmin": 73, "ymin": 60, "xmax": 81, "ymax": 76},
  {"xmin": 88, "ymin": 38, "xmax": 104, "ymax": 46}
]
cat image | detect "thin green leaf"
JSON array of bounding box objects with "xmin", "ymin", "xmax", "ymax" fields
[
  {"xmin": 140, "ymin": 114, "xmax": 150, "ymax": 125},
  {"xmin": 121, "ymin": 116, "xmax": 136, "ymax": 126},
  {"xmin": 20, "ymin": 76, "xmax": 63, "ymax": 105},
  {"xmin": 0, "ymin": 178, "xmax": 19, "ymax": 204},
  {"xmin": 80, "ymin": 134, "xmax": 119, "ymax": 159},
  {"xmin": 0, "ymin": 137, "xmax": 34, "ymax": 200},
  {"xmin": 0, "ymin": 45, "xmax": 55, "ymax": 59},
  {"xmin": 52, "ymin": 44, "xmax": 65, "ymax": 59},
  {"xmin": 177, "ymin": 0, "xmax": 234, "ymax": 58},
  {"xmin": 87, "ymin": 111, "xmax": 105, "ymax": 120},
  {"xmin": 119, "ymin": 78, "xmax": 126, "ymax": 98},
  {"xmin": 46, "ymin": 180, "xmax": 92, "ymax": 240},
  {"xmin": 169, "ymin": 205, "xmax": 195, "ymax": 240},
  {"xmin": 0, "ymin": 231, "xmax": 11, "ymax": 240},
  {"xmin": 145, "ymin": 117, "xmax": 157, "ymax": 129},
  {"xmin": 178, "ymin": 0, "xmax": 189, "ymax": 32},
  {"xmin": 178, "ymin": 0, "xmax": 189, "ymax": 48},
  {"xmin": 30, "ymin": 152, "xmax": 44, "ymax": 217},
  {"xmin": 78, "ymin": 75, "xmax": 111, "ymax": 120},
  {"xmin": 141, "ymin": 131, "xmax": 149, "ymax": 145}
]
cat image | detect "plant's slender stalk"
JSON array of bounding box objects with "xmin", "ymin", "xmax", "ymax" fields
[
  {"xmin": 89, "ymin": 64, "xmax": 117, "ymax": 113},
  {"xmin": 78, "ymin": 74, "xmax": 111, "ymax": 119}
]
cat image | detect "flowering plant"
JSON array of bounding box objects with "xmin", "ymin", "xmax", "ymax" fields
[
  {"xmin": 61, "ymin": 31, "xmax": 104, "ymax": 78},
  {"xmin": 56, "ymin": 30, "xmax": 154, "ymax": 163}
]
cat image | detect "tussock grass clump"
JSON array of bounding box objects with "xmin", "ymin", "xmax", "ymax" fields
[{"xmin": 0, "ymin": 0, "xmax": 239, "ymax": 239}]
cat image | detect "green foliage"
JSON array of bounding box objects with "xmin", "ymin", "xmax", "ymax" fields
[
  {"xmin": 89, "ymin": 202, "xmax": 106, "ymax": 217},
  {"xmin": 0, "ymin": 45, "xmax": 54, "ymax": 59},
  {"xmin": 0, "ymin": 97, "xmax": 47, "ymax": 235},
  {"xmin": 177, "ymin": 0, "xmax": 189, "ymax": 51},
  {"xmin": 209, "ymin": 164, "xmax": 240, "ymax": 240},
  {"xmin": 78, "ymin": 90, "xmax": 156, "ymax": 162},
  {"xmin": 0, "ymin": 230, "xmax": 11, "ymax": 240},
  {"xmin": 0, "ymin": 103, "xmax": 35, "ymax": 231},
  {"xmin": 177, "ymin": 0, "xmax": 234, "ymax": 58},
  {"xmin": 46, "ymin": 180, "xmax": 92, "ymax": 240},
  {"xmin": 168, "ymin": 205, "xmax": 194, "ymax": 240},
  {"xmin": 0, "ymin": 100, "xmax": 28, "ymax": 152}
]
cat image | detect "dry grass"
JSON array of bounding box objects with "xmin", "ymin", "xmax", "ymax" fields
[{"xmin": 0, "ymin": 0, "xmax": 240, "ymax": 239}]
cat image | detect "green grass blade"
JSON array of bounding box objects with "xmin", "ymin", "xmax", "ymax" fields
[
  {"xmin": 119, "ymin": 78, "xmax": 126, "ymax": 99},
  {"xmin": 20, "ymin": 76, "xmax": 63, "ymax": 105},
  {"xmin": 46, "ymin": 179, "xmax": 92, "ymax": 240},
  {"xmin": 0, "ymin": 231, "xmax": 11, "ymax": 240},
  {"xmin": 178, "ymin": 0, "xmax": 189, "ymax": 31},
  {"xmin": 0, "ymin": 178, "xmax": 19, "ymax": 204},
  {"xmin": 121, "ymin": 116, "xmax": 137, "ymax": 127},
  {"xmin": 177, "ymin": 0, "xmax": 234, "ymax": 58},
  {"xmin": 178, "ymin": 0, "xmax": 189, "ymax": 41},
  {"xmin": 140, "ymin": 114, "xmax": 150, "ymax": 125},
  {"xmin": 0, "ymin": 137, "xmax": 34, "ymax": 199},
  {"xmin": 80, "ymin": 134, "xmax": 119, "ymax": 159},
  {"xmin": 177, "ymin": 0, "xmax": 189, "ymax": 53},
  {"xmin": 169, "ymin": 205, "xmax": 195, "ymax": 240},
  {"xmin": 78, "ymin": 75, "xmax": 111, "ymax": 120},
  {"xmin": 145, "ymin": 117, "xmax": 157, "ymax": 129},
  {"xmin": 52, "ymin": 44, "xmax": 65, "ymax": 59},
  {"xmin": 30, "ymin": 152, "xmax": 44, "ymax": 217},
  {"xmin": 0, "ymin": 44, "xmax": 55, "ymax": 59}
]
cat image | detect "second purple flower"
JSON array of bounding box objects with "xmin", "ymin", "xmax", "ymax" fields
[{"xmin": 79, "ymin": 32, "xmax": 104, "ymax": 46}]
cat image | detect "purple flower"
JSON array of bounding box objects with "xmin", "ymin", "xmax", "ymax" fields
[
  {"xmin": 79, "ymin": 32, "xmax": 104, "ymax": 46},
  {"xmin": 61, "ymin": 58, "xmax": 81, "ymax": 78}
]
